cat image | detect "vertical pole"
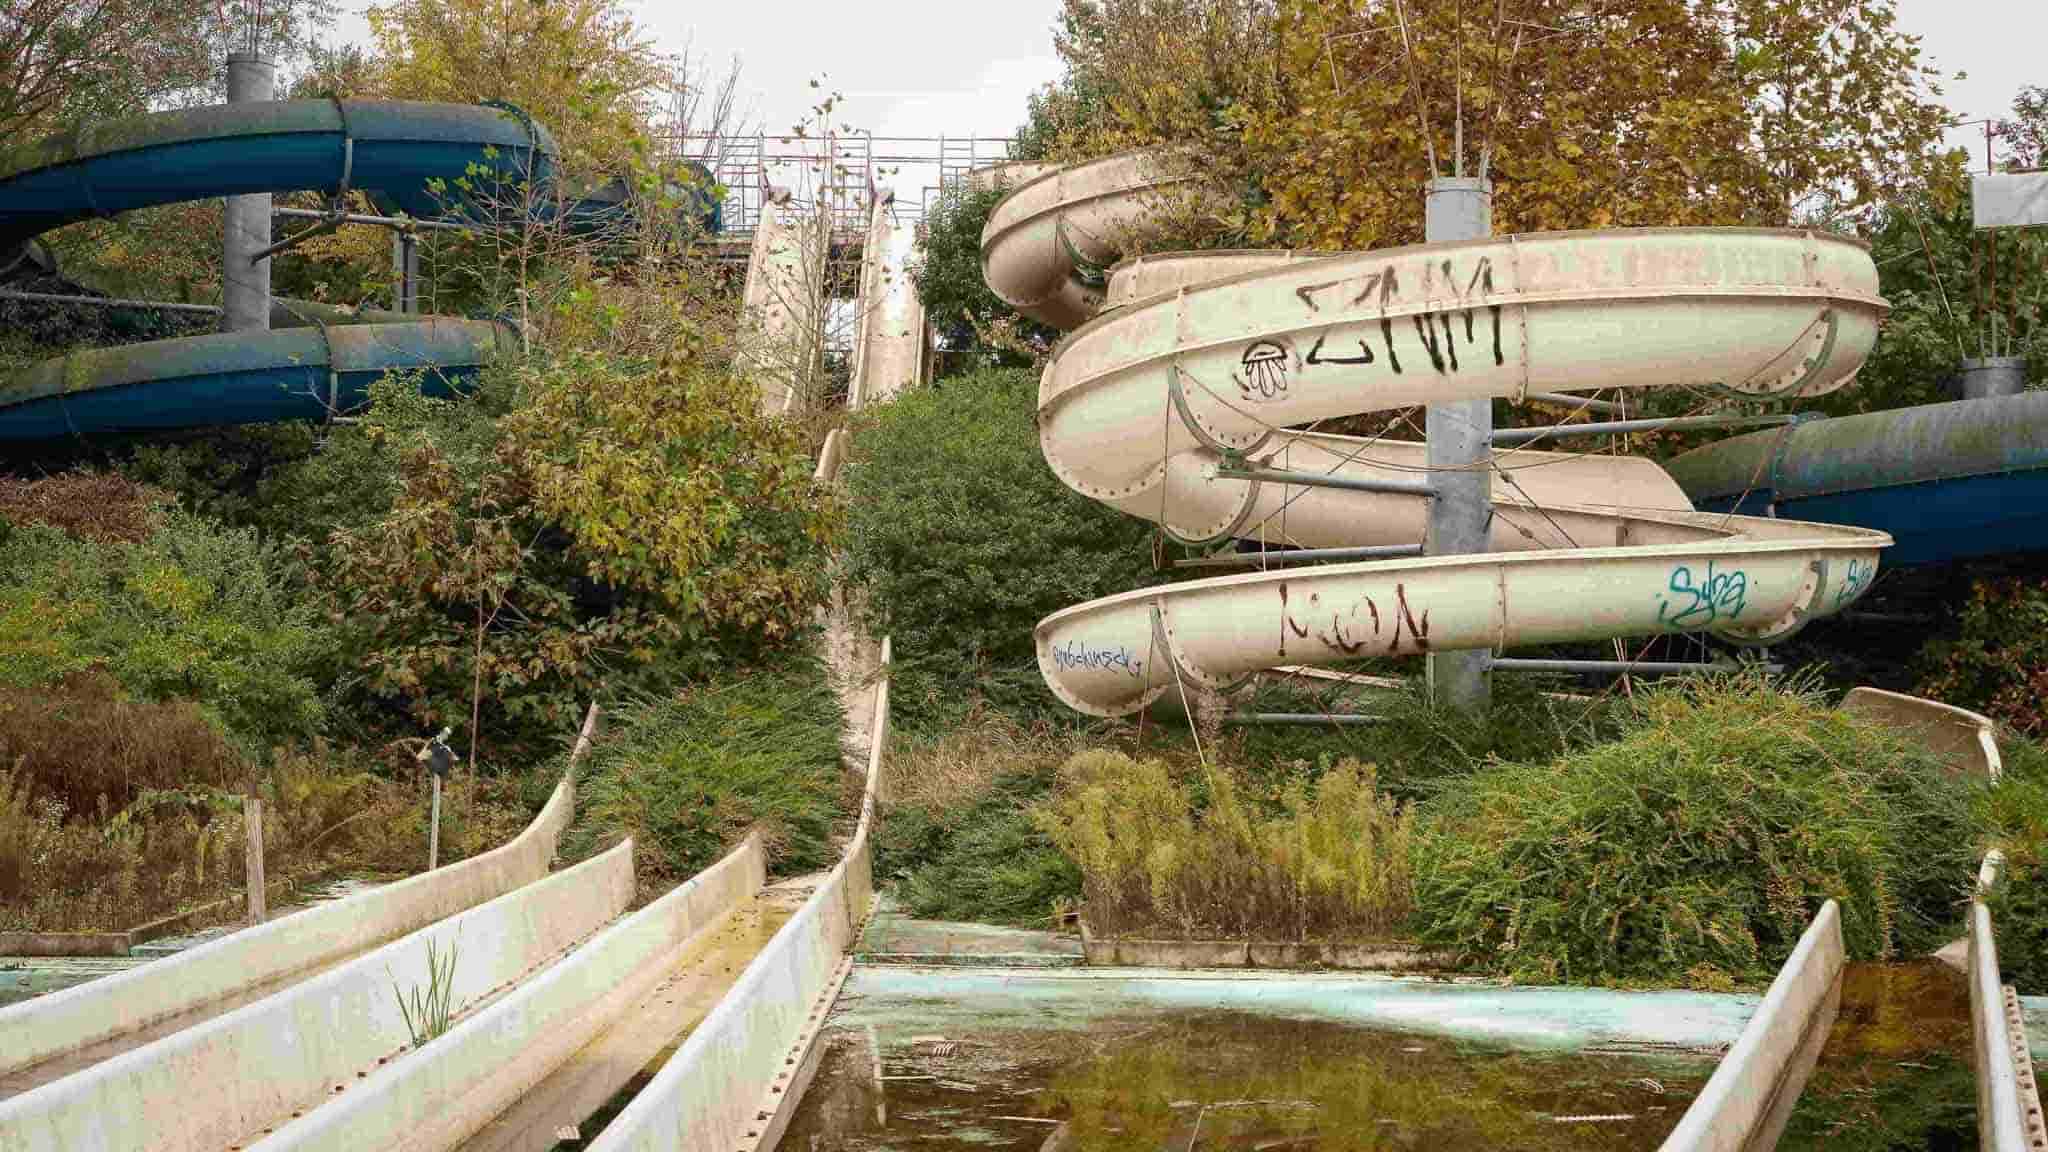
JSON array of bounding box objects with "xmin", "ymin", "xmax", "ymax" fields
[
  {"xmin": 245, "ymin": 795, "xmax": 267, "ymax": 924},
  {"xmin": 428, "ymin": 775, "xmax": 442, "ymax": 871},
  {"xmin": 1423, "ymin": 176, "xmax": 1494, "ymax": 714},
  {"xmin": 222, "ymin": 54, "xmax": 274, "ymax": 334},
  {"xmin": 392, "ymin": 231, "xmax": 420, "ymax": 313}
]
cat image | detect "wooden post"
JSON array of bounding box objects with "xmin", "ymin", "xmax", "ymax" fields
[{"xmin": 244, "ymin": 794, "xmax": 267, "ymax": 924}]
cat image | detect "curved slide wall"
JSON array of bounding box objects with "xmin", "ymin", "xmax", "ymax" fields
[
  {"xmin": 0, "ymin": 839, "xmax": 634, "ymax": 1152},
  {"xmin": 583, "ymin": 639, "xmax": 891, "ymax": 1152},
  {"xmin": 0, "ymin": 99, "xmax": 556, "ymax": 439},
  {"xmin": 0, "ymin": 707, "xmax": 595, "ymax": 1084},
  {"xmin": 981, "ymin": 152, "xmax": 1894, "ymax": 717}
]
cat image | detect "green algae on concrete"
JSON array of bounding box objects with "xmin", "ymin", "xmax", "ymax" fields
[{"xmin": 857, "ymin": 897, "xmax": 1083, "ymax": 967}]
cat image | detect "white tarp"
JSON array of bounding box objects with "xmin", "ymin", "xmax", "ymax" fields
[{"xmin": 1974, "ymin": 171, "xmax": 2048, "ymax": 229}]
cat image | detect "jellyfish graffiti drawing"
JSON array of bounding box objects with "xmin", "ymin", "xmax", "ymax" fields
[{"xmin": 1237, "ymin": 340, "xmax": 1290, "ymax": 400}]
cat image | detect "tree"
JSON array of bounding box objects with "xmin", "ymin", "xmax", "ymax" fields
[
  {"xmin": 1034, "ymin": 0, "xmax": 1957, "ymax": 249},
  {"xmin": 1999, "ymin": 85, "xmax": 2047, "ymax": 172},
  {"xmin": 364, "ymin": 0, "xmax": 670, "ymax": 178},
  {"xmin": 1, "ymin": 0, "xmax": 332, "ymax": 150}
]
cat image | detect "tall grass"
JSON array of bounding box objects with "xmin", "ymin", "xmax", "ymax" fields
[
  {"xmin": 1411, "ymin": 672, "xmax": 1978, "ymax": 986},
  {"xmin": 563, "ymin": 652, "xmax": 850, "ymax": 882},
  {"xmin": 1041, "ymin": 750, "xmax": 1414, "ymax": 940},
  {"xmin": 873, "ymin": 710, "xmax": 1084, "ymax": 926}
]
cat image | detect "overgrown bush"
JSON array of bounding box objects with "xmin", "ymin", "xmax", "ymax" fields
[
  {"xmin": 873, "ymin": 712, "xmax": 1083, "ymax": 926},
  {"xmin": 1920, "ymin": 574, "xmax": 2048, "ymax": 736},
  {"xmin": 1042, "ymin": 749, "xmax": 1414, "ymax": 940},
  {"xmin": 1411, "ymin": 673, "xmax": 1978, "ymax": 987},
  {"xmin": 0, "ymin": 509, "xmax": 331, "ymax": 756},
  {"xmin": 0, "ymin": 674, "xmax": 242, "ymax": 815},
  {"xmin": 842, "ymin": 367, "xmax": 1156, "ymax": 730},
  {"xmin": 564, "ymin": 652, "xmax": 850, "ymax": 882},
  {"xmin": 1983, "ymin": 737, "xmax": 2048, "ymax": 992}
]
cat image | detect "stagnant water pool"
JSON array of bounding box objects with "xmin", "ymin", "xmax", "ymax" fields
[{"xmin": 775, "ymin": 961, "xmax": 1977, "ymax": 1150}]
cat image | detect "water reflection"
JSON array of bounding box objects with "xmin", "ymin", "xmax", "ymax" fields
[{"xmin": 781, "ymin": 1009, "xmax": 1711, "ymax": 1149}]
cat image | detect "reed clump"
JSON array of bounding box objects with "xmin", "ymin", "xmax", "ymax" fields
[{"xmin": 1040, "ymin": 750, "xmax": 1414, "ymax": 941}]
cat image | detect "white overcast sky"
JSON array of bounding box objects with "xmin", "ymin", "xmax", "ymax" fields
[{"xmin": 328, "ymin": 0, "xmax": 2042, "ymax": 163}]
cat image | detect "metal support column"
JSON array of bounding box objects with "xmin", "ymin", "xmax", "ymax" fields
[
  {"xmin": 222, "ymin": 53, "xmax": 274, "ymax": 333},
  {"xmin": 1423, "ymin": 176, "xmax": 1493, "ymax": 714},
  {"xmin": 392, "ymin": 231, "xmax": 420, "ymax": 314}
]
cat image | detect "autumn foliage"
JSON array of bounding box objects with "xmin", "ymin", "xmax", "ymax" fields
[{"xmin": 1030, "ymin": 0, "xmax": 1957, "ymax": 250}]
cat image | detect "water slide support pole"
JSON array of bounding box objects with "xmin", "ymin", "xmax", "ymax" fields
[
  {"xmin": 222, "ymin": 53, "xmax": 274, "ymax": 334},
  {"xmin": 226, "ymin": 49, "xmax": 273, "ymax": 917},
  {"xmin": 1423, "ymin": 176, "xmax": 1493, "ymax": 714}
]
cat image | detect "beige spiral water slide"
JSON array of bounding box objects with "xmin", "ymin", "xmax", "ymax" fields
[{"xmin": 981, "ymin": 153, "xmax": 1895, "ymax": 718}]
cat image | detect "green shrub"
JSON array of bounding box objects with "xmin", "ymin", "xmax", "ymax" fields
[
  {"xmin": 1920, "ymin": 574, "xmax": 2048, "ymax": 736},
  {"xmin": 873, "ymin": 713, "xmax": 1082, "ymax": 926},
  {"xmin": 1983, "ymin": 736, "xmax": 2048, "ymax": 991},
  {"xmin": 842, "ymin": 367, "xmax": 1157, "ymax": 730},
  {"xmin": 564, "ymin": 652, "xmax": 849, "ymax": 882},
  {"xmin": 0, "ymin": 510, "xmax": 330, "ymax": 755},
  {"xmin": 1411, "ymin": 673, "xmax": 1977, "ymax": 987},
  {"xmin": 1041, "ymin": 749, "xmax": 1414, "ymax": 940}
]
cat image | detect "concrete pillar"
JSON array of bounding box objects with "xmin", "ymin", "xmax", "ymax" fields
[
  {"xmin": 222, "ymin": 53, "xmax": 274, "ymax": 333},
  {"xmin": 1960, "ymin": 356, "xmax": 2026, "ymax": 400},
  {"xmin": 1423, "ymin": 177, "xmax": 1493, "ymax": 714}
]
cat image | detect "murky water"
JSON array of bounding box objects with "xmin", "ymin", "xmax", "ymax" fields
[
  {"xmin": 776, "ymin": 961, "xmax": 1982, "ymax": 1151},
  {"xmin": 1776, "ymin": 961, "xmax": 1976, "ymax": 1151},
  {"xmin": 777, "ymin": 986, "xmax": 1715, "ymax": 1149}
]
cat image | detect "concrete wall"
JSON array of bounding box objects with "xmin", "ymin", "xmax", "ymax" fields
[
  {"xmin": 1657, "ymin": 900, "xmax": 1845, "ymax": 1152},
  {"xmin": 0, "ymin": 758, "xmax": 583, "ymax": 1081},
  {"xmin": 1840, "ymin": 686, "xmax": 2002, "ymax": 779},
  {"xmin": 0, "ymin": 842, "xmax": 634, "ymax": 1152},
  {"xmin": 251, "ymin": 834, "xmax": 766, "ymax": 1152},
  {"xmin": 586, "ymin": 640, "xmax": 891, "ymax": 1152}
]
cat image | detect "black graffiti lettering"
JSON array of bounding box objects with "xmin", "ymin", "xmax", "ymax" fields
[
  {"xmin": 1441, "ymin": 312, "xmax": 1460, "ymax": 372},
  {"xmin": 1306, "ymin": 330, "xmax": 1374, "ymax": 367},
  {"xmin": 1490, "ymin": 304, "xmax": 1504, "ymax": 366},
  {"xmin": 1297, "ymin": 278, "xmax": 1346, "ymax": 312},
  {"xmin": 1390, "ymin": 584, "xmax": 1431, "ymax": 653},
  {"xmin": 1413, "ymin": 314, "xmax": 1447, "ymax": 373}
]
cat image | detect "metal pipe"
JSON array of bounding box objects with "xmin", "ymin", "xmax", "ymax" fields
[
  {"xmin": 0, "ymin": 289, "xmax": 220, "ymax": 314},
  {"xmin": 1523, "ymin": 390, "xmax": 1627, "ymax": 415},
  {"xmin": 1213, "ymin": 465, "xmax": 1435, "ymax": 498},
  {"xmin": 1221, "ymin": 712, "xmax": 1385, "ymax": 727},
  {"xmin": 1493, "ymin": 658, "xmax": 1777, "ymax": 675},
  {"xmin": 1174, "ymin": 543, "xmax": 1424, "ymax": 569},
  {"xmin": 273, "ymin": 206, "xmax": 472, "ymax": 233},
  {"xmin": 1491, "ymin": 412, "xmax": 1800, "ymax": 445}
]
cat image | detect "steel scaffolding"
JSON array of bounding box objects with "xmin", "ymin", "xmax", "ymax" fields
[{"xmin": 660, "ymin": 132, "xmax": 1020, "ymax": 237}]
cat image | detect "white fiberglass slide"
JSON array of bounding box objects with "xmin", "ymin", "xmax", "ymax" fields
[{"xmin": 981, "ymin": 151, "xmax": 1892, "ymax": 718}]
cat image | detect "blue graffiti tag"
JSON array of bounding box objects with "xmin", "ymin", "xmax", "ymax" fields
[
  {"xmin": 1833, "ymin": 557, "xmax": 1876, "ymax": 613},
  {"xmin": 1657, "ymin": 561, "xmax": 1749, "ymax": 628},
  {"xmin": 1052, "ymin": 640, "xmax": 1146, "ymax": 679}
]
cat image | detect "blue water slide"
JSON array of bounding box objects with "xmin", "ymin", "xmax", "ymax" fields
[
  {"xmin": 0, "ymin": 101, "xmax": 562, "ymax": 439},
  {"xmin": 1665, "ymin": 391, "xmax": 2048, "ymax": 566}
]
